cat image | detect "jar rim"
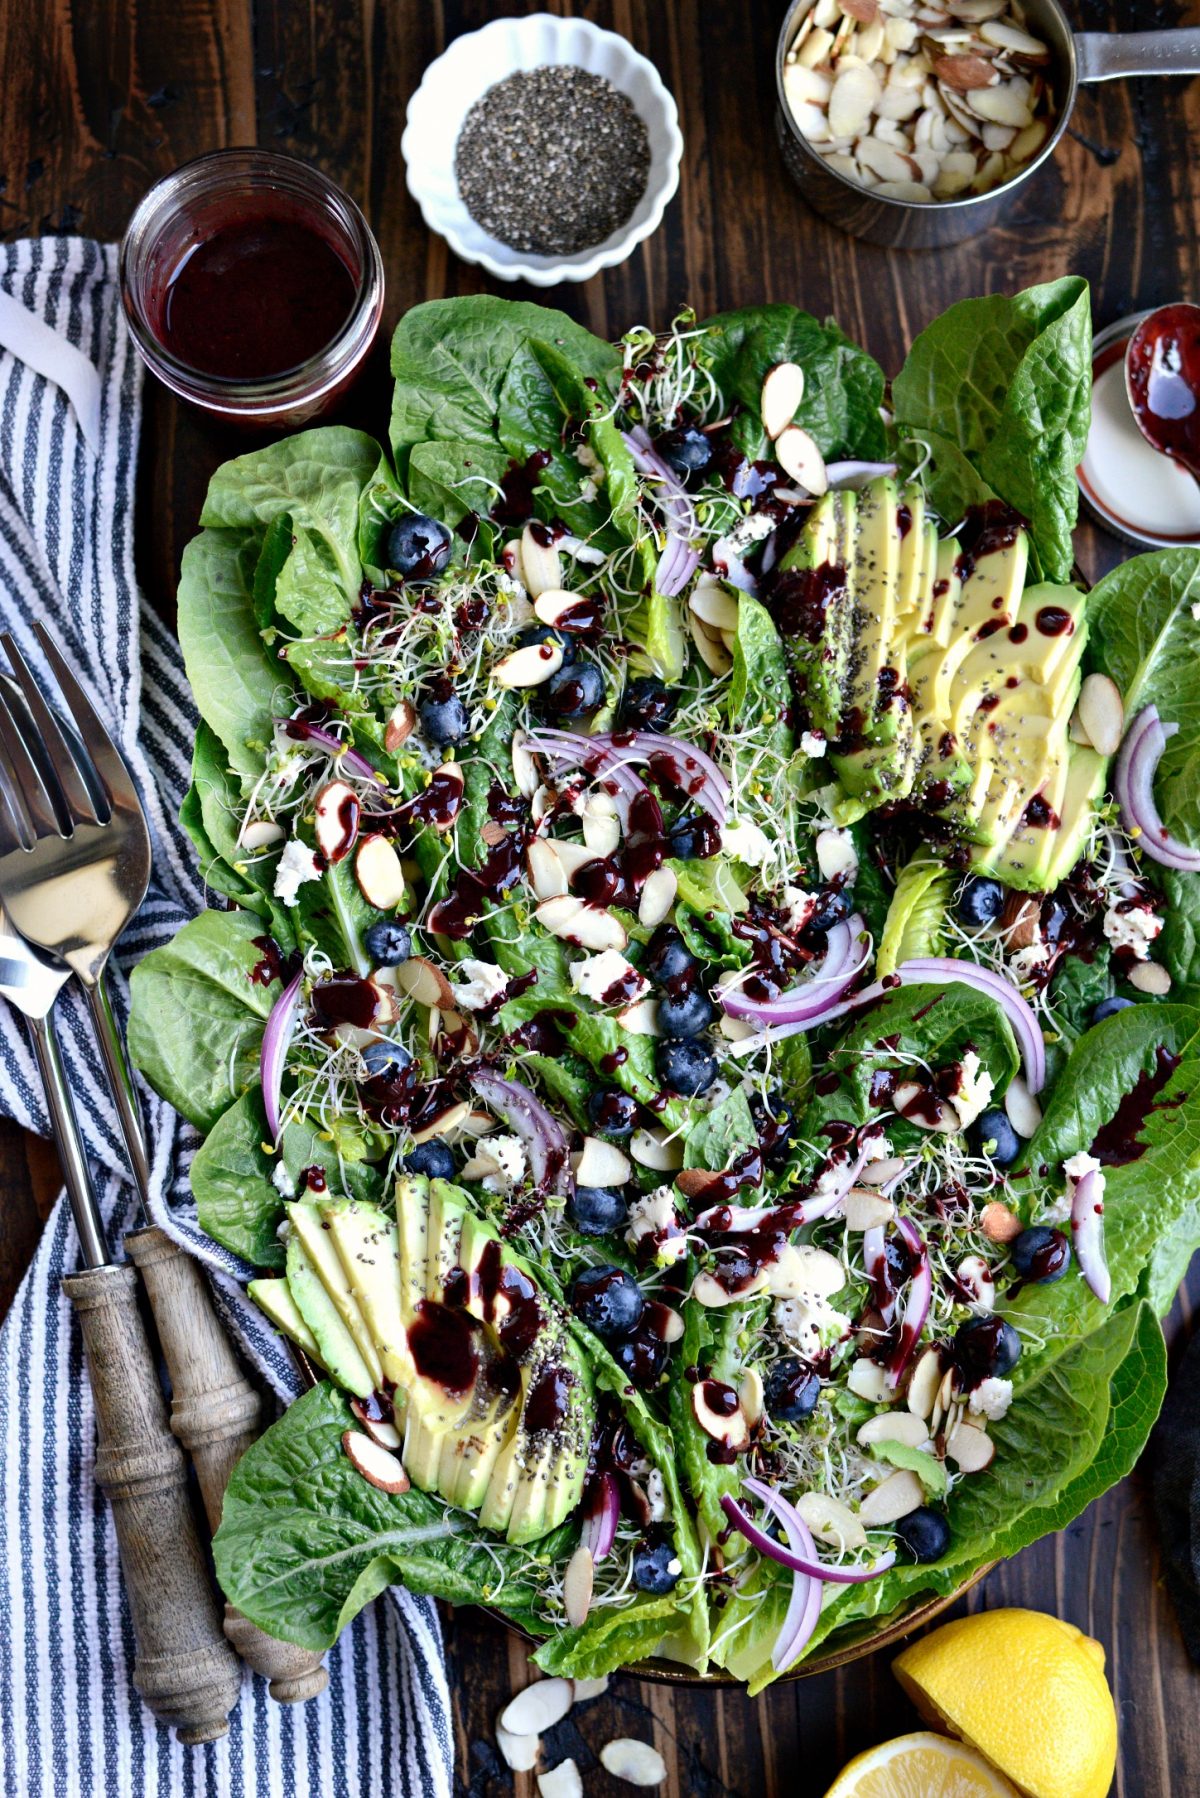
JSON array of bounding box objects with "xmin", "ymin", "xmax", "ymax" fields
[{"xmin": 119, "ymin": 148, "xmax": 384, "ymax": 406}]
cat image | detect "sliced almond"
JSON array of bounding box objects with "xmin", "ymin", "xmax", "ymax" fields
[
  {"xmin": 892, "ymin": 1081, "xmax": 959, "ymax": 1132},
  {"xmin": 858, "ymin": 1468, "xmax": 925, "ymax": 1525},
  {"xmin": 563, "ymin": 1543, "xmax": 594, "ymax": 1629},
  {"xmin": 689, "ymin": 582, "xmax": 741, "ymax": 633},
  {"xmin": 798, "ymin": 24, "xmax": 836, "ymax": 66},
  {"xmin": 555, "ymin": 839, "xmax": 602, "ymax": 878},
  {"xmin": 538, "ymin": 1764, "xmax": 583, "ymax": 1798},
  {"xmin": 536, "ymin": 895, "xmax": 628, "ymax": 952},
  {"xmin": 738, "ymin": 1367, "xmax": 765, "ymax": 1429},
  {"xmin": 828, "ymin": 61, "xmax": 883, "ymax": 138},
  {"xmin": 393, "ymin": 955, "xmax": 453, "ymax": 1009},
  {"xmin": 599, "ymin": 1740, "xmax": 669, "ymax": 1787},
  {"xmin": 981, "ymin": 120, "xmax": 1017, "ymax": 150},
  {"xmin": 527, "ymin": 837, "xmax": 569, "ymax": 900},
  {"xmin": 582, "ymin": 796, "xmax": 621, "ymax": 856},
  {"xmin": 933, "ymin": 149, "xmax": 979, "ymax": 196},
  {"xmin": 874, "ymin": 179, "xmax": 934, "ymax": 201},
  {"xmin": 494, "ymin": 641, "xmax": 564, "ymax": 689},
  {"xmin": 857, "ymin": 1411, "xmax": 930, "ymax": 1450},
  {"xmin": 534, "ymin": 588, "xmax": 592, "ymax": 630},
  {"xmin": 631, "ymin": 1127, "xmax": 684, "ymax": 1171},
  {"xmin": 795, "ymin": 1491, "xmax": 867, "ymax": 1551},
  {"xmin": 761, "ymin": 361, "xmax": 806, "ymax": 442},
  {"xmin": 313, "ymin": 779, "xmax": 360, "ymax": 864},
  {"xmin": 432, "ymin": 1006, "xmax": 478, "ymax": 1058},
  {"xmin": 572, "ymin": 1676, "xmax": 610, "ymax": 1702},
  {"xmin": 981, "ymin": 1200, "xmax": 1023, "ymax": 1243},
  {"xmin": 496, "ymin": 1724, "xmax": 541, "ymax": 1772},
  {"xmin": 1076, "ymin": 673, "xmax": 1124, "ymax": 757},
  {"xmin": 774, "ymin": 425, "xmax": 828, "ymax": 496},
  {"xmin": 692, "ymin": 1380, "xmax": 749, "ymax": 1449},
  {"xmin": 907, "ymin": 1346, "xmax": 943, "ymax": 1420},
  {"xmin": 689, "ymin": 612, "xmax": 734, "ymax": 676},
  {"xmin": 617, "ymin": 996, "xmax": 662, "ymax": 1036},
  {"xmin": 859, "ymin": 1154, "xmax": 908, "ymax": 1186},
  {"xmin": 948, "ymin": 0, "xmax": 1006, "ymax": 18},
  {"xmin": 875, "ymin": 83, "xmax": 924, "ymax": 121},
  {"xmin": 1004, "ymin": 1073, "xmax": 1042, "ymax": 1139},
  {"xmin": 411, "ymin": 1098, "xmax": 472, "ymax": 1145},
  {"xmin": 848, "ymin": 1357, "xmax": 891, "ymax": 1402},
  {"xmin": 238, "ymin": 818, "xmax": 285, "ymax": 850},
  {"xmin": 574, "ymin": 1135, "xmax": 633, "ymax": 1187},
  {"xmin": 931, "ymin": 50, "xmax": 996, "ymax": 89},
  {"xmin": 384, "ymin": 699, "xmax": 415, "ymax": 751},
  {"xmin": 348, "ymin": 1400, "xmax": 402, "ymax": 1450},
  {"xmin": 1129, "ymin": 960, "xmax": 1172, "ymax": 995},
  {"xmin": 979, "ymin": 17, "xmax": 1050, "ymax": 57},
  {"xmin": 999, "ymin": 892, "xmax": 1039, "ymax": 951},
  {"xmin": 857, "ymin": 135, "xmax": 920, "ymax": 184},
  {"xmin": 784, "ymin": 63, "xmax": 834, "ymax": 108},
  {"xmin": 842, "ymin": 0, "xmax": 880, "ymax": 21},
  {"xmin": 638, "ymin": 867, "xmax": 677, "ymax": 929},
  {"xmin": 342, "ymin": 1429, "xmax": 410, "ymax": 1494},
  {"xmin": 512, "ymin": 728, "xmax": 540, "ymax": 798},
  {"xmin": 1010, "ymin": 117, "xmax": 1049, "ymax": 161},
  {"xmin": 355, "ymin": 834, "xmax": 407, "ymax": 910},
  {"xmin": 500, "ymin": 1676, "xmax": 574, "ymax": 1737},
  {"xmin": 947, "ymin": 1421, "xmax": 995, "ymax": 1471},
  {"xmin": 520, "ymin": 524, "xmax": 562, "ymax": 598},
  {"xmin": 843, "ymin": 1187, "xmax": 895, "ymax": 1231},
  {"xmin": 965, "ymin": 78, "xmax": 1033, "ymax": 126}
]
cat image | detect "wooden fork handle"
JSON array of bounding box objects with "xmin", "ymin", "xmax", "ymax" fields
[
  {"xmin": 125, "ymin": 1226, "xmax": 329, "ymax": 1704},
  {"xmin": 61, "ymin": 1262, "xmax": 242, "ymax": 1743}
]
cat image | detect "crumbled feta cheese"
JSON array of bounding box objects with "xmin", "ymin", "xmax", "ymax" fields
[
  {"xmin": 712, "ymin": 510, "xmax": 776, "ymax": 572},
  {"xmin": 495, "ymin": 569, "xmax": 527, "ymax": 603},
  {"xmin": 773, "ymin": 1295, "xmax": 850, "ymax": 1360},
  {"xmin": 1009, "ymin": 941, "xmax": 1051, "ymax": 982},
  {"xmin": 569, "ymin": 949, "xmax": 648, "ymax": 1005},
  {"xmin": 860, "ymin": 1125, "xmax": 892, "ymax": 1166},
  {"xmin": 273, "ymin": 837, "xmax": 322, "ymax": 907},
  {"xmin": 479, "ymin": 1135, "xmax": 527, "ymax": 1196},
  {"xmin": 1048, "ymin": 1150, "xmax": 1107, "ymax": 1226},
  {"xmin": 452, "ymin": 959, "xmax": 509, "ymax": 1012},
  {"xmin": 948, "ymin": 1049, "xmax": 995, "ymax": 1131},
  {"xmin": 646, "ymin": 1468, "xmax": 670, "ymax": 1523},
  {"xmin": 815, "ymin": 826, "xmax": 858, "ymax": 884},
  {"xmin": 1065, "ymin": 1150, "xmax": 1102, "ymax": 1182},
  {"xmin": 626, "ymin": 1185, "xmax": 686, "ymax": 1265},
  {"xmin": 781, "ymin": 884, "xmax": 817, "ymax": 931},
  {"xmin": 800, "ymin": 730, "xmax": 827, "ymax": 758},
  {"xmin": 1191, "ymin": 600, "xmax": 1200, "ymax": 621},
  {"xmin": 956, "ymin": 1253, "xmax": 995, "ymax": 1311},
  {"xmin": 722, "ymin": 818, "xmax": 772, "ymax": 865},
  {"xmin": 968, "ymin": 1376, "xmax": 1013, "ymax": 1421},
  {"xmin": 272, "ymin": 1160, "xmax": 296, "ymax": 1198},
  {"xmin": 1102, "ymin": 903, "xmax": 1163, "ymax": 961}
]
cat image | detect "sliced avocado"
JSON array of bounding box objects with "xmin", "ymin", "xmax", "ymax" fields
[
  {"xmin": 437, "ymin": 1354, "xmax": 521, "ymax": 1510},
  {"xmin": 772, "ymin": 489, "xmax": 856, "ymax": 738},
  {"xmin": 320, "ymin": 1200, "xmax": 409, "ymax": 1389},
  {"xmin": 426, "ymin": 1177, "xmax": 466, "ymax": 1303},
  {"xmin": 395, "ymin": 1173, "xmax": 430, "ymax": 1320},
  {"xmin": 247, "ymin": 1275, "xmax": 324, "ymax": 1369},
  {"xmin": 286, "ymin": 1201, "xmax": 384, "ymax": 1390},
  {"xmin": 983, "ymin": 744, "xmax": 1107, "ymax": 892},
  {"xmin": 284, "ymin": 1234, "xmax": 375, "ymax": 1399}
]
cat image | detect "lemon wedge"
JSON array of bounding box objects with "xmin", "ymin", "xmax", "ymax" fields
[
  {"xmin": 892, "ymin": 1609, "xmax": 1117, "ymax": 1798},
  {"xmin": 823, "ymin": 1731, "xmax": 1019, "ymax": 1797}
]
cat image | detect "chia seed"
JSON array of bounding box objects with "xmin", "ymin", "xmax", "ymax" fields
[{"xmin": 454, "ymin": 65, "xmax": 651, "ymax": 258}]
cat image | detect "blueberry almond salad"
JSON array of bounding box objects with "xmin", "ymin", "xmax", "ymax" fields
[{"xmin": 130, "ymin": 280, "xmax": 1200, "ymax": 1689}]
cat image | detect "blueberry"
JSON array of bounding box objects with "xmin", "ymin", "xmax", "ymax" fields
[
  {"xmin": 958, "ymin": 876, "xmax": 1006, "ymax": 927},
  {"xmin": 621, "ymin": 675, "xmax": 679, "ymax": 732},
  {"xmin": 540, "ymin": 660, "xmax": 604, "ymax": 720},
  {"xmin": 644, "ymin": 926, "xmax": 696, "ymax": 988},
  {"xmin": 748, "ymin": 1091, "xmax": 797, "ymax": 1166},
  {"xmin": 800, "ymin": 886, "xmax": 853, "ymax": 946},
  {"xmin": 364, "ymin": 920, "xmax": 412, "ymax": 967},
  {"xmin": 657, "ymin": 985, "xmax": 715, "ymax": 1039},
  {"xmin": 514, "ymin": 623, "xmax": 577, "ymax": 665},
  {"xmin": 655, "ymin": 425, "xmax": 713, "ymax": 486},
  {"xmin": 631, "ymin": 1536, "xmax": 680, "ymax": 1594},
  {"xmin": 613, "ymin": 1330, "xmax": 669, "ymax": 1386},
  {"xmin": 386, "ymin": 513, "xmax": 452, "ymax": 581},
  {"xmin": 954, "ymin": 1314, "xmax": 1021, "ymax": 1382},
  {"xmin": 418, "ymin": 688, "xmax": 470, "ymax": 748},
  {"xmin": 1093, "ymin": 995, "xmax": 1136, "ymax": 1024},
  {"xmin": 361, "ymin": 1040, "xmax": 413, "ymax": 1082},
  {"xmin": 656, "ymin": 1037, "xmax": 719, "ymax": 1097},
  {"xmin": 667, "ymin": 811, "xmax": 721, "ymax": 861},
  {"xmin": 763, "ymin": 1356, "xmax": 821, "ymax": 1423},
  {"xmin": 895, "ymin": 1507, "xmax": 951, "ymax": 1564},
  {"xmin": 570, "ymin": 1266, "xmax": 644, "ymax": 1340},
  {"xmin": 568, "ymin": 1186, "xmax": 628, "ymax": 1237},
  {"xmin": 405, "ymin": 1140, "xmax": 456, "ymax": 1180},
  {"xmin": 969, "ymin": 1106, "xmax": 1021, "ymax": 1167},
  {"xmin": 587, "ymin": 1087, "xmax": 638, "ymax": 1139},
  {"xmin": 1010, "ymin": 1225, "xmax": 1071, "ymax": 1283}
]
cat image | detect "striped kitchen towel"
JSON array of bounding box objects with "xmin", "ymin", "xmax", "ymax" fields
[{"xmin": 0, "ymin": 237, "xmax": 453, "ymax": 1798}]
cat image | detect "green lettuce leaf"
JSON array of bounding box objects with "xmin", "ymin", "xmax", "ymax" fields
[
  {"xmin": 699, "ymin": 305, "xmax": 888, "ymax": 462},
  {"xmin": 177, "ymin": 529, "xmax": 286, "ymax": 789},
  {"xmin": 876, "ymin": 849, "xmax": 952, "ymax": 977}
]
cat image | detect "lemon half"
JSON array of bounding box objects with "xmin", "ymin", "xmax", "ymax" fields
[{"xmin": 824, "ymin": 1731, "xmax": 1020, "ymax": 1797}]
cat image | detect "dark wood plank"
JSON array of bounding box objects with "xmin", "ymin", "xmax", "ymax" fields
[{"xmin": 3, "ymin": 1, "xmax": 1200, "ymax": 1791}]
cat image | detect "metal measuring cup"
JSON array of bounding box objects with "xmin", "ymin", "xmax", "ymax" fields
[{"xmin": 775, "ymin": 0, "xmax": 1200, "ymax": 247}]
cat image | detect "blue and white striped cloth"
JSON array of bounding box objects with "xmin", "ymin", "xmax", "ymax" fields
[{"xmin": 0, "ymin": 238, "xmax": 453, "ymax": 1798}]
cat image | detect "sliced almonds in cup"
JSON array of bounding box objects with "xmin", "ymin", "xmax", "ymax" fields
[{"xmin": 783, "ymin": 0, "xmax": 1057, "ymax": 204}]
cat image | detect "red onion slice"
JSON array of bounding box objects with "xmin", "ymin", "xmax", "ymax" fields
[
  {"xmin": 1071, "ymin": 1166, "xmax": 1111, "ymax": 1304},
  {"xmin": 261, "ymin": 967, "xmax": 305, "ymax": 1146},
  {"xmin": 273, "ymin": 717, "xmax": 381, "ymax": 786},
  {"xmin": 470, "ymin": 1070, "xmax": 573, "ymax": 1196},
  {"xmin": 656, "ymin": 532, "xmax": 700, "ymax": 597},
  {"xmin": 1114, "ymin": 705, "xmax": 1200, "ymax": 872},
  {"xmin": 587, "ymin": 728, "xmax": 730, "ymax": 828},
  {"xmin": 718, "ymin": 919, "xmax": 866, "ymax": 1024},
  {"xmin": 824, "ymin": 460, "xmax": 899, "ymax": 489},
  {"xmin": 621, "ymin": 428, "xmax": 698, "ymax": 545},
  {"xmin": 885, "ymin": 1214, "xmax": 931, "ymax": 1389},
  {"xmin": 525, "ymin": 729, "xmax": 664, "ymax": 836},
  {"xmin": 579, "ymin": 1472, "xmax": 619, "ymax": 1564},
  {"xmin": 723, "ymin": 1484, "xmax": 896, "ymax": 1584},
  {"xmin": 862, "ymin": 1224, "xmax": 894, "ymax": 1326}
]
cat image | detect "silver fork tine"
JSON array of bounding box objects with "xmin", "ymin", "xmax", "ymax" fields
[
  {"xmin": 1, "ymin": 634, "xmax": 103, "ymax": 827},
  {"xmin": 0, "ymin": 683, "xmax": 66, "ymax": 840},
  {"xmin": 0, "ymin": 734, "xmax": 36, "ymax": 854},
  {"xmin": 32, "ymin": 623, "xmax": 131, "ymax": 812}
]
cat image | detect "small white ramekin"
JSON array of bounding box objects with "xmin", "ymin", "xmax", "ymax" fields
[{"xmin": 402, "ymin": 13, "xmax": 683, "ymax": 287}]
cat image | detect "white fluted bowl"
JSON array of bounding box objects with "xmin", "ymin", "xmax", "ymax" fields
[{"xmin": 402, "ymin": 13, "xmax": 682, "ymax": 286}]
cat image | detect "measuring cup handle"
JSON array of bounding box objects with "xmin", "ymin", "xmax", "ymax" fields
[{"xmin": 1076, "ymin": 28, "xmax": 1200, "ymax": 83}]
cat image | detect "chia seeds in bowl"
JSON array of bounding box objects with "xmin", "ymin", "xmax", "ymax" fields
[{"xmin": 454, "ymin": 65, "xmax": 651, "ymax": 257}]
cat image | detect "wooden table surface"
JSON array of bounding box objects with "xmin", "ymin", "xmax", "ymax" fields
[{"xmin": 3, "ymin": 1, "xmax": 1200, "ymax": 1791}]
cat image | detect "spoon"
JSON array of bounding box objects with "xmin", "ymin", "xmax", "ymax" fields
[{"xmin": 1125, "ymin": 303, "xmax": 1200, "ymax": 486}]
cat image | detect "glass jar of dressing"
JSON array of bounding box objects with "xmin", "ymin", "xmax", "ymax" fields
[{"xmin": 119, "ymin": 149, "xmax": 384, "ymax": 429}]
